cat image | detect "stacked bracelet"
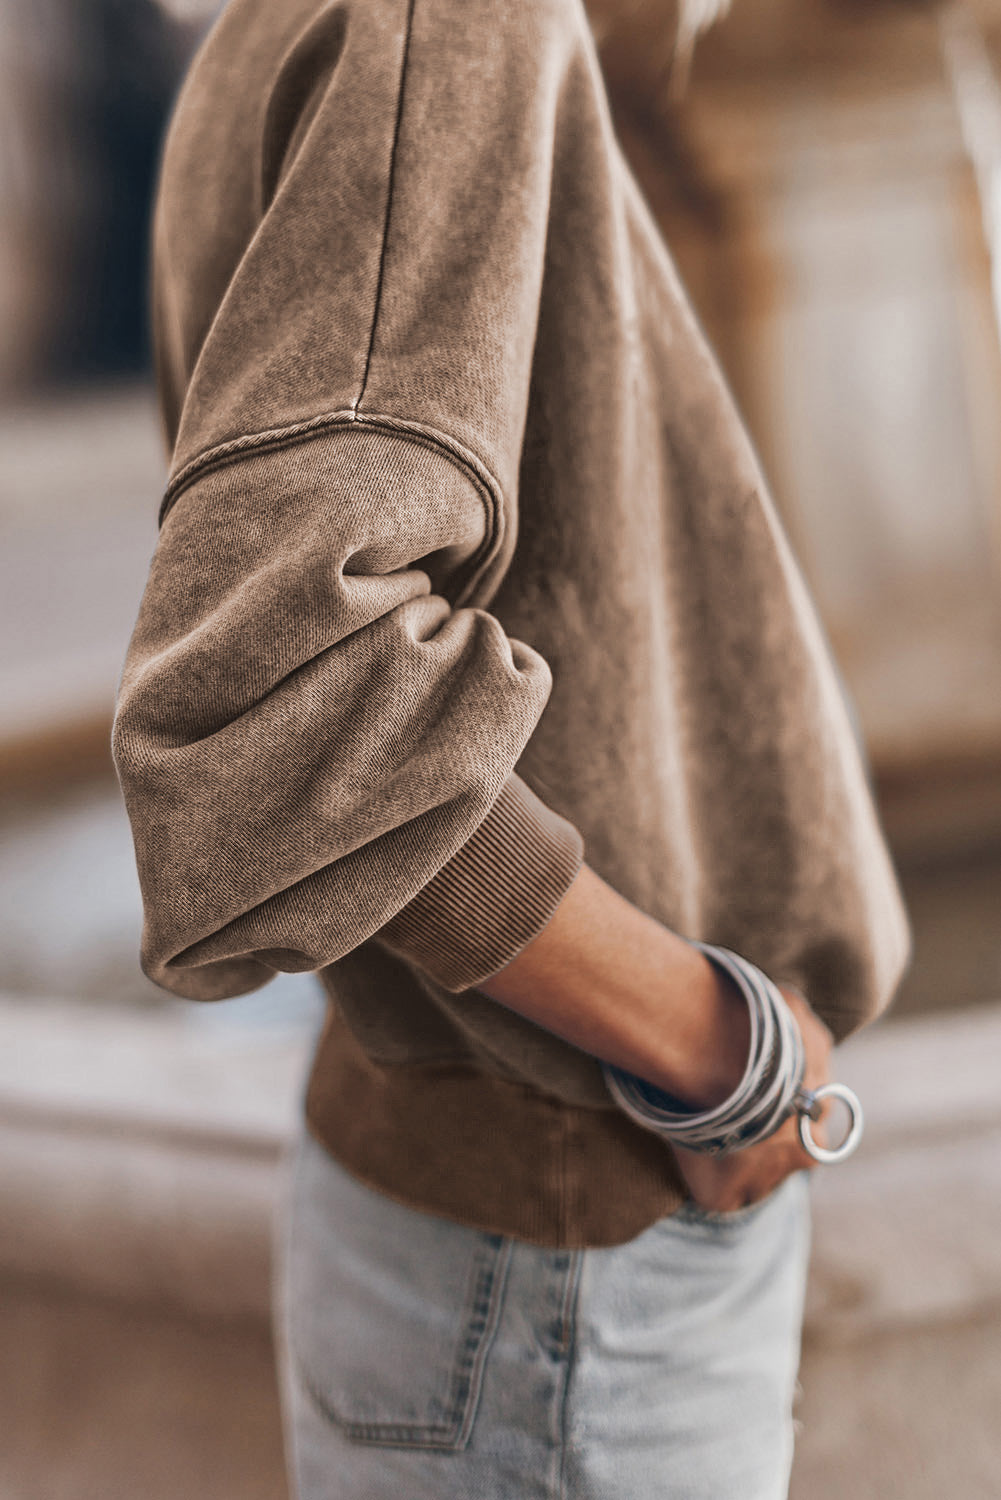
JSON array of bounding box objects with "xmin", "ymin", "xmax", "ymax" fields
[{"xmin": 601, "ymin": 942, "xmax": 863, "ymax": 1164}]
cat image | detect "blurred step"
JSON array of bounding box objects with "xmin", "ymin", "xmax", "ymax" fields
[
  {"xmin": 804, "ymin": 999, "xmax": 1001, "ymax": 1344},
  {"xmin": 0, "ymin": 994, "xmax": 317, "ymax": 1320},
  {"xmin": 0, "ymin": 383, "xmax": 162, "ymax": 791},
  {"xmin": 0, "ymin": 1280, "xmax": 288, "ymax": 1500},
  {"xmin": 0, "ymin": 991, "xmax": 999, "ymax": 1339},
  {"xmin": 2, "ymin": 991, "xmax": 999, "ymax": 1500}
]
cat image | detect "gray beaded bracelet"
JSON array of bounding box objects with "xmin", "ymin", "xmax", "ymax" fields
[{"xmin": 601, "ymin": 942, "xmax": 864, "ymax": 1164}]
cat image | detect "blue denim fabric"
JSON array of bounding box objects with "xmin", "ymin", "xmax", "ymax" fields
[{"xmin": 274, "ymin": 1129, "xmax": 811, "ymax": 1500}]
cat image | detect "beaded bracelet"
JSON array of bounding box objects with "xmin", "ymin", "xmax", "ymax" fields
[{"xmin": 601, "ymin": 942, "xmax": 864, "ymax": 1164}]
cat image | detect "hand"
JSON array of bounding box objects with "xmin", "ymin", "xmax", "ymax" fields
[{"xmin": 672, "ymin": 985, "xmax": 834, "ymax": 1214}]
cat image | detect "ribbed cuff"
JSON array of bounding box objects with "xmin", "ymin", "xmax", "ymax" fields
[{"xmin": 375, "ymin": 771, "xmax": 585, "ymax": 993}]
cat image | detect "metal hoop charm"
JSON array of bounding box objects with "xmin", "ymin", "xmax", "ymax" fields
[{"xmin": 794, "ymin": 1083, "xmax": 865, "ymax": 1164}]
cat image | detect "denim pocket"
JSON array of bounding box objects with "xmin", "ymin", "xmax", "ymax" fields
[
  {"xmin": 673, "ymin": 1195, "xmax": 776, "ymax": 1230},
  {"xmin": 670, "ymin": 1171, "xmax": 805, "ymax": 1233},
  {"xmin": 287, "ymin": 1138, "xmax": 512, "ymax": 1450}
]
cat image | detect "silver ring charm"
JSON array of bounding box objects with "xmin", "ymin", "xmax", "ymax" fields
[{"xmin": 794, "ymin": 1083, "xmax": 864, "ymax": 1164}]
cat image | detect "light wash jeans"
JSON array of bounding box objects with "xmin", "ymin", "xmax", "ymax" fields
[{"xmin": 274, "ymin": 1127, "xmax": 812, "ymax": 1500}]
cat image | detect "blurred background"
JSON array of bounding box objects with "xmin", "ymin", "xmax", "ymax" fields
[{"xmin": 1, "ymin": 0, "xmax": 999, "ymax": 1496}]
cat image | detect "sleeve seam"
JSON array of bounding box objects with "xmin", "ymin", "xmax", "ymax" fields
[
  {"xmin": 353, "ymin": 0, "xmax": 415, "ymax": 413},
  {"xmin": 161, "ymin": 406, "xmax": 503, "ymax": 513},
  {"xmin": 158, "ymin": 411, "xmax": 506, "ymax": 610}
]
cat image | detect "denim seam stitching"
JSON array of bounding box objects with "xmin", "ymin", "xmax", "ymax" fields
[
  {"xmin": 454, "ymin": 1235, "xmax": 514, "ymax": 1447},
  {"xmin": 556, "ymin": 1251, "xmax": 583, "ymax": 1500},
  {"xmin": 294, "ymin": 1355, "xmax": 463, "ymax": 1450},
  {"xmin": 436, "ymin": 1233, "xmax": 502, "ymax": 1440}
]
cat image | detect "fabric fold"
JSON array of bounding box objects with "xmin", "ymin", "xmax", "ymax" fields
[{"xmin": 112, "ymin": 425, "xmax": 585, "ymax": 1000}]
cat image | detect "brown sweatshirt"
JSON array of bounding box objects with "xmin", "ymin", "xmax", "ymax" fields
[{"xmin": 112, "ymin": 0, "xmax": 911, "ymax": 1246}]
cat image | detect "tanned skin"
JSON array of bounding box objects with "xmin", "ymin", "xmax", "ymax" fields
[{"xmin": 479, "ymin": 861, "xmax": 833, "ymax": 1213}]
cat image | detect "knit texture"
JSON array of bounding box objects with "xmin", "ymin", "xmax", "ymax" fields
[{"xmin": 113, "ymin": 0, "xmax": 911, "ymax": 1244}]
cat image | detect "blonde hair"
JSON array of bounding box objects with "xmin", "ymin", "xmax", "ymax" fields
[
  {"xmin": 673, "ymin": 0, "xmax": 733, "ymax": 94},
  {"xmin": 584, "ymin": 0, "xmax": 734, "ymax": 103},
  {"xmin": 678, "ymin": 0, "xmax": 734, "ymax": 37}
]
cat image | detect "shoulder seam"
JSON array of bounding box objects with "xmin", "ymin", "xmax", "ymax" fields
[{"xmin": 354, "ymin": 0, "xmax": 416, "ymax": 414}]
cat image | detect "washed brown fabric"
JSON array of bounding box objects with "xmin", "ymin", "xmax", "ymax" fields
[{"xmin": 113, "ymin": 0, "xmax": 911, "ymax": 1245}]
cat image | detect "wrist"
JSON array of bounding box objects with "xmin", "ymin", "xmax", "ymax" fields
[
  {"xmin": 478, "ymin": 864, "xmax": 752, "ymax": 1108},
  {"xmin": 604, "ymin": 943, "xmax": 807, "ymax": 1157},
  {"xmin": 663, "ymin": 952, "xmax": 752, "ymax": 1111}
]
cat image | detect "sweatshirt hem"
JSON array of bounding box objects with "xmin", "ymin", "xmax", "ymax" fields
[{"xmin": 304, "ymin": 1003, "xmax": 689, "ymax": 1249}]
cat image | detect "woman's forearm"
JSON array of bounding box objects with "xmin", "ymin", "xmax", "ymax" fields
[{"xmin": 478, "ymin": 862, "xmax": 751, "ymax": 1109}]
